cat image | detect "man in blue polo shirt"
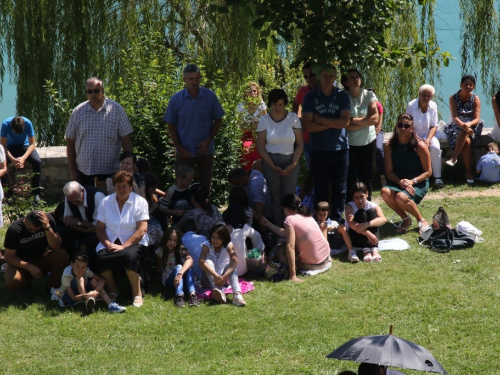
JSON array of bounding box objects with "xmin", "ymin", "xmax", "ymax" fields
[
  {"xmin": 301, "ymin": 64, "xmax": 351, "ymax": 222},
  {"xmin": 1, "ymin": 116, "xmax": 42, "ymax": 200},
  {"xmin": 164, "ymin": 64, "xmax": 225, "ymax": 190}
]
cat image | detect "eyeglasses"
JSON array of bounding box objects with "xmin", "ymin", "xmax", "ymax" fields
[
  {"xmin": 303, "ymin": 73, "xmax": 316, "ymax": 79},
  {"xmin": 397, "ymin": 123, "xmax": 411, "ymax": 129},
  {"xmin": 86, "ymin": 89, "xmax": 102, "ymax": 94}
]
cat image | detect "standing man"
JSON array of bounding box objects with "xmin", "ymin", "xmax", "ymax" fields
[
  {"xmin": 66, "ymin": 77, "xmax": 133, "ymax": 186},
  {"xmin": 301, "ymin": 64, "xmax": 351, "ymax": 223},
  {"xmin": 1, "ymin": 116, "xmax": 43, "ymax": 200},
  {"xmin": 164, "ymin": 64, "xmax": 225, "ymax": 190},
  {"xmin": 4, "ymin": 210, "xmax": 68, "ymax": 293},
  {"xmin": 292, "ymin": 62, "xmax": 320, "ymax": 170}
]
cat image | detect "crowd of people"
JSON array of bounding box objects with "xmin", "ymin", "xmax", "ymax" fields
[{"xmin": 1, "ymin": 62, "xmax": 496, "ymax": 315}]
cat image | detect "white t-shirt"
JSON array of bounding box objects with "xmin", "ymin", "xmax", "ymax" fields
[
  {"xmin": 58, "ymin": 265, "xmax": 94, "ymax": 297},
  {"xmin": 406, "ymin": 98, "xmax": 439, "ymax": 138},
  {"xmin": 96, "ymin": 192, "xmax": 150, "ymax": 252},
  {"xmin": 348, "ymin": 89, "xmax": 378, "ymax": 146},
  {"xmin": 257, "ymin": 112, "xmax": 301, "ymax": 155},
  {"xmin": 345, "ymin": 200, "xmax": 379, "ymax": 231}
]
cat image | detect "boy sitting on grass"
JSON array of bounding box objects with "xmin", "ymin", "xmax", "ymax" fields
[
  {"xmin": 475, "ymin": 141, "xmax": 500, "ymax": 183},
  {"xmin": 56, "ymin": 252, "xmax": 126, "ymax": 313}
]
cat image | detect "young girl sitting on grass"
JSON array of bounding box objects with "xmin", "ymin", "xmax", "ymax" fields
[
  {"xmin": 155, "ymin": 228, "xmax": 199, "ymax": 307},
  {"xmin": 340, "ymin": 182, "xmax": 387, "ymax": 263},
  {"xmin": 199, "ymin": 223, "xmax": 246, "ymax": 306}
]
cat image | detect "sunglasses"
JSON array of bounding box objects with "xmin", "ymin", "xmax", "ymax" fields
[
  {"xmin": 303, "ymin": 73, "xmax": 316, "ymax": 79},
  {"xmin": 397, "ymin": 123, "xmax": 411, "ymax": 129},
  {"xmin": 86, "ymin": 89, "xmax": 102, "ymax": 94}
]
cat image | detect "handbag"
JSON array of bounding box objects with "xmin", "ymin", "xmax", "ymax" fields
[
  {"xmin": 426, "ymin": 228, "xmax": 475, "ymax": 253},
  {"xmin": 264, "ymin": 243, "xmax": 289, "ymax": 281}
]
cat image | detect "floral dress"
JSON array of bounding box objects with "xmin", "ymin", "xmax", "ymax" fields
[{"xmin": 444, "ymin": 90, "xmax": 484, "ymax": 149}]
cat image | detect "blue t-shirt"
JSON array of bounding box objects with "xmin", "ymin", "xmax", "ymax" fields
[
  {"xmin": 1, "ymin": 116, "xmax": 35, "ymax": 147},
  {"xmin": 476, "ymin": 152, "xmax": 500, "ymax": 182},
  {"xmin": 163, "ymin": 87, "xmax": 225, "ymax": 156},
  {"xmin": 302, "ymin": 87, "xmax": 350, "ymax": 151}
]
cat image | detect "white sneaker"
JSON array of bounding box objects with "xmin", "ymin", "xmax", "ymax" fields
[
  {"xmin": 347, "ymin": 250, "xmax": 359, "ymax": 263},
  {"xmin": 233, "ymin": 293, "xmax": 247, "ymax": 307},
  {"xmin": 86, "ymin": 297, "xmax": 95, "ymax": 314},
  {"xmin": 211, "ymin": 288, "xmax": 226, "ymax": 304}
]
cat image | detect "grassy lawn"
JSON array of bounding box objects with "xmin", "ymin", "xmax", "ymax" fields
[{"xmin": 0, "ymin": 193, "xmax": 498, "ymax": 374}]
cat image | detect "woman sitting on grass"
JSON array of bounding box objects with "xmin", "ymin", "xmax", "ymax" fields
[
  {"xmin": 381, "ymin": 113, "xmax": 431, "ymax": 235},
  {"xmin": 338, "ymin": 182, "xmax": 387, "ymax": 263},
  {"xmin": 155, "ymin": 228, "xmax": 199, "ymax": 308},
  {"xmin": 261, "ymin": 194, "xmax": 331, "ymax": 283}
]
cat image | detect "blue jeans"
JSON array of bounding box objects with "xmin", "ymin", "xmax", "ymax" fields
[
  {"xmin": 163, "ymin": 264, "xmax": 196, "ymax": 296},
  {"xmin": 62, "ymin": 278, "xmax": 94, "ymax": 306},
  {"xmin": 312, "ymin": 149, "xmax": 349, "ymax": 223}
]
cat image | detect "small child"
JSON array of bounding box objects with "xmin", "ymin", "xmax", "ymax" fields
[
  {"xmin": 58, "ymin": 252, "xmax": 126, "ymax": 313},
  {"xmin": 313, "ymin": 201, "xmax": 339, "ymax": 240},
  {"xmin": 199, "ymin": 223, "xmax": 246, "ymax": 306},
  {"xmin": 159, "ymin": 165, "xmax": 195, "ymax": 225},
  {"xmin": 155, "ymin": 228, "xmax": 199, "ymax": 307},
  {"xmin": 340, "ymin": 182, "xmax": 387, "ymax": 263},
  {"xmin": 475, "ymin": 142, "xmax": 500, "ymax": 182}
]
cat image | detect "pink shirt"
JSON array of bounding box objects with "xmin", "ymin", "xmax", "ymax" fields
[{"xmin": 284, "ymin": 214, "xmax": 330, "ymax": 264}]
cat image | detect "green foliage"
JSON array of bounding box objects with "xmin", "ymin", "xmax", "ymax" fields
[{"xmin": 3, "ymin": 174, "xmax": 46, "ymax": 222}]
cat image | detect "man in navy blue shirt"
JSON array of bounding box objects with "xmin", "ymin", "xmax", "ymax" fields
[
  {"xmin": 302, "ymin": 64, "xmax": 351, "ymax": 222},
  {"xmin": 164, "ymin": 64, "xmax": 225, "ymax": 190}
]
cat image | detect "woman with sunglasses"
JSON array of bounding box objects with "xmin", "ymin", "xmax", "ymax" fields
[{"xmin": 381, "ymin": 113, "xmax": 431, "ymax": 234}]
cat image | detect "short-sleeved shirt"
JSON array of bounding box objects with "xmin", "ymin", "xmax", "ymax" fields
[
  {"xmin": 345, "ymin": 200, "xmax": 379, "ymax": 231},
  {"xmin": 203, "ymin": 240, "xmax": 230, "ymax": 275},
  {"xmin": 302, "ymin": 87, "xmax": 351, "ymax": 151},
  {"xmin": 476, "ymin": 152, "xmax": 500, "ymax": 182},
  {"xmin": 284, "ymin": 214, "xmax": 330, "ymax": 265},
  {"xmin": 163, "ymin": 87, "xmax": 225, "ymax": 156},
  {"xmin": 257, "ymin": 112, "xmax": 301, "ymax": 155},
  {"xmin": 158, "ymin": 185, "xmax": 192, "ymax": 224},
  {"xmin": 96, "ymin": 192, "xmax": 149, "ymax": 251},
  {"xmin": 58, "ymin": 265, "xmax": 94, "ymax": 297},
  {"xmin": 65, "ymin": 98, "xmax": 133, "ymax": 175},
  {"xmin": 406, "ymin": 98, "xmax": 439, "ymax": 138},
  {"xmin": 348, "ymin": 89, "xmax": 378, "ymax": 146},
  {"xmin": 4, "ymin": 215, "xmax": 58, "ymax": 261},
  {"xmin": 1, "ymin": 116, "xmax": 35, "ymax": 147},
  {"xmin": 246, "ymin": 169, "xmax": 270, "ymax": 213}
]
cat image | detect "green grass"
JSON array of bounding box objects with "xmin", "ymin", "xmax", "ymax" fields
[{"xmin": 0, "ymin": 195, "xmax": 498, "ymax": 374}]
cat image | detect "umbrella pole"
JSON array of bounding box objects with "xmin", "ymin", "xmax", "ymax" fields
[{"xmin": 389, "ymin": 324, "xmax": 393, "ymax": 335}]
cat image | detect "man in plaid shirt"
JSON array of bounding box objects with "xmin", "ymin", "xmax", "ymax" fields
[{"xmin": 66, "ymin": 77, "xmax": 133, "ymax": 186}]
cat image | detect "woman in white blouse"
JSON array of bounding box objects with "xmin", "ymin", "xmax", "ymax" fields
[
  {"xmin": 406, "ymin": 84, "xmax": 443, "ymax": 188},
  {"xmin": 96, "ymin": 171, "xmax": 149, "ymax": 308},
  {"xmin": 257, "ymin": 89, "xmax": 303, "ymax": 226}
]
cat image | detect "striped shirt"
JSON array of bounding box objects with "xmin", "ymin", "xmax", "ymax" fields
[{"xmin": 66, "ymin": 98, "xmax": 132, "ymax": 175}]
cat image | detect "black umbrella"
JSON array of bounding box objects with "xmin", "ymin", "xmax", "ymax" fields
[{"xmin": 326, "ymin": 326, "xmax": 448, "ymax": 374}]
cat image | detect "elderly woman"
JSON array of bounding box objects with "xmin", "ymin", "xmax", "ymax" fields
[
  {"xmin": 176, "ymin": 183, "xmax": 223, "ymax": 238},
  {"xmin": 381, "ymin": 113, "xmax": 431, "ymax": 234},
  {"xmin": 444, "ymin": 74, "xmax": 484, "ymax": 183},
  {"xmin": 406, "ymin": 84, "xmax": 443, "ymax": 188},
  {"xmin": 96, "ymin": 171, "xmax": 149, "ymax": 307},
  {"xmin": 257, "ymin": 89, "xmax": 303, "ymax": 226},
  {"xmin": 261, "ymin": 194, "xmax": 331, "ymax": 283},
  {"xmin": 236, "ymin": 82, "xmax": 267, "ymax": 171},
  {"xmin": 345, "ymin": 68, "xmax": 379, "ymax": 199},
  {"xmin": 106, "ymin": 151, "xmax": 146, "ymax": 198}
]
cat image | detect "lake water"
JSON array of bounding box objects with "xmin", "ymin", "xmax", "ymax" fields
[{"xmin": 0, "ymin": 0, "xmax": 495, "ymax": 127}]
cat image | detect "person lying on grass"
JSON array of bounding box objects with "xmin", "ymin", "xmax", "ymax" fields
[
  {"xmin": 338, "ymin": 182, "xmax": 387, "ymax": 263},
  {"xmin": 155, "ymin": 228, "xmax": 199, "ymax": 308},
  {"xmin": 199, "ymin": 223, "xmax": 246, "ymax": 306},
  {"xmin": 260, "ymin": 194, "xmax": 331, "ymax": 283},
  {"xmin": 57, "ymin": 252, "xmax": 126, "ymax": 313}
]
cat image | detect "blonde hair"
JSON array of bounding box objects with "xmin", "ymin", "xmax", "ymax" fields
[
  {"xmin": 246, "ymin": 81, "xmax": 262, "ymax": 97},
  {"xmin": 488, "ymin": 142, "xmax": 499, "ymax": 152}
]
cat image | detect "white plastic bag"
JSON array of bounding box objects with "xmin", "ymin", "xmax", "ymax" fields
[{"xmin": 456, "ymin": 221, "xmax": 484, "ymax": 243}]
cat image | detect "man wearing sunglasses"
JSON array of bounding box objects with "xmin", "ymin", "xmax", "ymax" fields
[
  {"xmin": 66, "ymin": 77, "xmax": 133, "ymax": 186},
  {"xmin": 292, "ymin": 62, "xmax": 319, "ymax": 171},
  {"xmin": 58, "ymin": 181, "xmax": 105, "ymax": 257},
  {"xmin": 4, "ymin": 210, "xmax": 68, "ymax": 294}
]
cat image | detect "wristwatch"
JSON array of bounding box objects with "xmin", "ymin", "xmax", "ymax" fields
[
  {"xmin": 413, "ymin": 178, "xmax": 417, "ymax": 184},
  {"xmin": 77, "ymin": 221, "xmax": 82, "ymax": 226}
]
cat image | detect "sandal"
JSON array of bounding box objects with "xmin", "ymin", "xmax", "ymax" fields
[
  {"xmin": 133, "ymin": 295, "xmax": 143, "ymax": 308},
  {"xmin": 395, "ymin": 216, "xmax": 412, "ymax": 234},
  {"xmin": 363, "ymin": 249, "xmax": 373, "ymax": 262},
  {"xmin": 418, "ymin": 219, "xmax": 432, "ymax": 235},
  {"xmin": 372, "ymin": 249, "xmax": 382, "ymax": 262}
]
